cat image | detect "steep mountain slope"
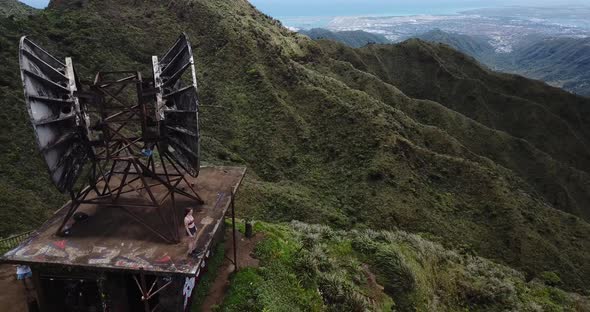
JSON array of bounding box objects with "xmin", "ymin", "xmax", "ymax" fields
[
  {"xmin": 299, "ymin": 28, "xmax": 390, "ymax": 48},
  {"xmin": 0, "ymin": 0, "xmax": 37, "ymax": 17},
  {"xmin": 320, "ymin": 39, "xmax": 590, "ymax": 172},
  {"xmin": 312, "ymin": 41, "xmax": 590, "ymax": 222},
  {"xmin": 407, "ymin": 29, "xmax": 590, "ymax": 97},
  {"xmin": 1, "ymin": 0, "xmax": 590, "ymax": 297},
  {"xmin": 505, "ymin": 37, "xmax": 590, "ymax": 97}
]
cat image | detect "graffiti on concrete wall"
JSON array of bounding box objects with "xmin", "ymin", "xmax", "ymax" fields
[{"xmin": 182, "ymin": 276, "xmax": 195, "ymax": 310}]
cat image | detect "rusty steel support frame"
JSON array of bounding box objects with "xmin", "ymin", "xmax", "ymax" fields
[
  {"xmin": 132, "ymin": 270, "xmax": 172, "ymax": 312},
  {"xmin": 56, "ymin": 71, "xmax": 203, "ymax": 243}
]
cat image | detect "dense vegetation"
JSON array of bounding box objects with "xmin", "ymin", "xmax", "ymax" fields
[
  {"xmin": 299, "ymin": 28, "xmax": 390, "ymax": 48},
  {"xmin": 0, "ymin": 0, "xmax": 589, "ymax": 308},
  {"xmin": 317, "ymin": 38, "xmax": 590, "ymax": 219},
  {"xmin": 219, "ymin": 221, "xmax": 589, "ymax": 311}
]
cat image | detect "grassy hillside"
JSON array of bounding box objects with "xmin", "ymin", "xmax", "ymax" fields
[
  {"xmin": 0, "ymin": 0, "xmax": 589, "ymax": 297},
  {"xmin": 299, "ymin": 28, "xmax": 390, "ymax": 48},
  {"xmin": 319, "ymin": 39, "xmax": 590, "ymax": 171},
  {"xmin": 317, "ymin": 39, "xmax": 590, "ymax": 220},
  {"xmin": 218, "ymin": 221, "xmax": 589, "ymax": 311}
]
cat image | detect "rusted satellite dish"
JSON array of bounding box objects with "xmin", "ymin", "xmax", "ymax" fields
[
  {"xmin": 153, "ymin": 33, "xmax": 200, "ymax": 177},
  {"xmin": 19, "ymin": 37, "xmax": 92, "ymax": 193},
  {"xmin": 17, "ymin": 34, "xmax": 203, "ymax": 243}
]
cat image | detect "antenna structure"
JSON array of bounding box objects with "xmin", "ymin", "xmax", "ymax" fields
[{"xmin": 18, "ymin": 33, "xmax": 203, "ymax": 243}]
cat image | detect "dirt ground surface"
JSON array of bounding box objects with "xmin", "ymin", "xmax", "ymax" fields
[
  {"xmin": 0, "ymin": 264, "xmax": 29, "ymax": 312},
  {"xmin": 199, "ymin": 230, "xmax": 264, "ymax": 312}
]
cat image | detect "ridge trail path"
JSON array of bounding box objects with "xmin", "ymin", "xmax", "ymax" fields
[{"xmin": 199, "ymin": 231, "xmax": 264, "ymax": 311}]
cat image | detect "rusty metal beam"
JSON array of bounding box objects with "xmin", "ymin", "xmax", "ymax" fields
[
  {"xmin": 140, "ymin": 272, "xmax": 150, "ymax": 312},
  {"xmin": 146, "ymin": 279, "xmax": 171, "ymax": 301},
  {"xmin": 231, "ymin": 192, "xmax": 238, "ymax": 272}
]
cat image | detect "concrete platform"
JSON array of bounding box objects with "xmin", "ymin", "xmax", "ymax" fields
[{"xmin": 0, "ymin": 166, "xmax": 246, "ymax": 276}]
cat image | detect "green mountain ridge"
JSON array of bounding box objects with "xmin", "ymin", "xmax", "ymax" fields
[
  {"xmin": 505, "ymin": 37, "xmax": 590, "ymax": 96},
  {"xmin": 299, "ymin": 28, "xmax": 390, "ymax": 48},
  {"xmin": 316, "ymin": 39, "xmax": 590, "ymax": 219},
  {"xmin": 0, "ymin": 0, "xmax": 589, "ymax": 308},
  {"xmin": 413, "ymin": 29, "xmax": 496, "ymax": 63},
  {"xmin": 301, "ymin": 28, "xmax": 590, "ymax": 98},
  {"xmin": 412, "ymin": 29, "xmax": 590, "ymax": 97}
]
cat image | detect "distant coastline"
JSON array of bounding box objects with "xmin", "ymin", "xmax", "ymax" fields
[
  {"xmin": 273, "ymin": 6, "xmax": 488, "ymax": 30},
  {"xmin": 272, "ymin": 5, "xmax": 590, "ymax": 30}
]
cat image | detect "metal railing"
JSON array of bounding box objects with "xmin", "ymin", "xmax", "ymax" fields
[{"xmin": 0, "ymin": 231, "xmax": 32, "ymax": 254}]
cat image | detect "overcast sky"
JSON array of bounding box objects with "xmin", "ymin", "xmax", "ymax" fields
[
  {"xmin": 21, "ymin": 0, "xmax": 590, "ymax": 15},
  {"xmin": 21, "ymin": 0, "xmax": 46, "ymax": 8}
]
